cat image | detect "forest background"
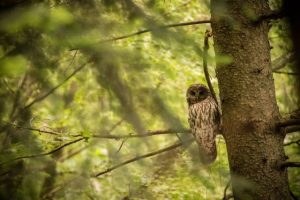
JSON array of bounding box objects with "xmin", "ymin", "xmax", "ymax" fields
[{"xmin": 0, "ymin": 0, "xmax": 299, "ymax": 199}]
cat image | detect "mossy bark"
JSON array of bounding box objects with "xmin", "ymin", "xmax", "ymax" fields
[{"xmin": 210, "ymin": 1, "xmax": 292, "ymax": 199}]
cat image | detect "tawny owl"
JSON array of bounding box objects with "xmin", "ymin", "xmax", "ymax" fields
[{"xmin": 186, "ymin": 84, "xmax": 220, "ymax": 164}]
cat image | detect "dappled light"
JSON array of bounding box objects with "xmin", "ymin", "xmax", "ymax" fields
[{"xmin": 0, "ymin": 0, "xmax": 299, "ymax": 200}]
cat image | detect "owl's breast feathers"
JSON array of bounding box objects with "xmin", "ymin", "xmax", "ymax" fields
[
  {"xmin": 188, "ymin": 96, "xmax": 220, "ymax": 164},
  {"xmin": 188, "ymin": 96, "xmax": 220, "ymax": 130}
]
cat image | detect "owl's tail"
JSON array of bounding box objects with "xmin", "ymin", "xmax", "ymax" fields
[{"xmin": 198, "ymin": 141, "xmax": 217, "ymax": 165}]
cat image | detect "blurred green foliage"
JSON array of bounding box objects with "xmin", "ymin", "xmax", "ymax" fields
[{"xmin": 0, "ymin": 0, "xmax": 298, "ymax": 199}]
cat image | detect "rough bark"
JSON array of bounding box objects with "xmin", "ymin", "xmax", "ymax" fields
[{"xmin": 210, "ymin": 1, "xmax": 292, "ymax": 200}]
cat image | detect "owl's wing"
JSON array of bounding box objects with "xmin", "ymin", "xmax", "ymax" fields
[
  {"xmin": 214, "ymin": 107, "xmax": 220, "ymax": 124},
  {"xmin": 211, "ymin": 100, "xmax": 221, "ymax": 134}
]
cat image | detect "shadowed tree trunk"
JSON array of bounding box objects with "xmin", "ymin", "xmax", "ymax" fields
[{"xmin": 210, "ymin": 1, "xmax": 292, "ymax": 199}]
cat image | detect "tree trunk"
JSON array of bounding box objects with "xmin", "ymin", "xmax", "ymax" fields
[{"xmin": 210, "ymin": 1, "xmax": 292, "ymax": 199}]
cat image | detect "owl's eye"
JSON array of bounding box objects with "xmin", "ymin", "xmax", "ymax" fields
[
  {"xmin": 190, "ymin": 91, "xmax": 196, "ymax": 96},
  {"xmin": 199, "ymin": 90, "xmax": 204, "ymax": 95}
]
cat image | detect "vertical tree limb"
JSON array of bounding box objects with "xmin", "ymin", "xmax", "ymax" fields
[{"xmin": 203, "ymin": 30, "xmax": 218, "ymax": 104}]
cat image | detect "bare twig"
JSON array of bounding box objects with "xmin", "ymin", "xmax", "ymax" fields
[
  {"xmin": 273, "ymin": 71, "xmax": 299, "ymax": 76},
  {"xmin": 284, "ymin": 139, "xmax": 300, "ymax": 146},
  {"xmin": 286, "ymin": 126, "xmax": 300, "ymax": 134},
  {"xmin": 24, "ymin": 59, "xmax": 91, "ymax": 110},
  {"xmin": 42, "ymin": 177, "xmax": 78, "ymax": 199},
  {"xmin": 5, "ymin": 122, "xmax": 60, "ymax": 136},
  {"xmin": 7, "ymin": 123, "xmax": 190, "ymax": 139},
  {"xmin": 92, "ymin": 128, "xmax": 190, "ymax": 139},
  {"xmin": 107, "ymin": 119, "xmax": 124, "ymax": 133},
  {"xmin": 116, "ymin": 138, "xmax": 128, "ymax": 153},
  {"xmin": 0, "ymin": 137, "xmax": 85, "ymax": 165},
  {"xmin": 203, "ymin": 30, "xmax": 217, "ymax": 104},
  {"xmin": 101, "ymin": 19, "xmax": 211, "ymax": 43},
  {"xmin": 222, "ymin": 180, "xmax": 232, "ymax": 200},
  {"xmin": 277, "ymin": 119, "xmax": 300, "ymax": 127},
  {"xmin": 94, "ymin": 139, "xmax": 193, "ymax": 177},
  {"xmin": 280, "ymin": 161, "xmax": 300, "ymax": 169},
  {"xmin": 58, "ymin": 146, "xmax": 89, "ymax": 162}
]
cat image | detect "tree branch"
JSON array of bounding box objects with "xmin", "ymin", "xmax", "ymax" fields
[
  {"xmin": 94, "ymin": 139, "xmax": 193, "ymax": 177},
  {"xmin": 101, "ymin": 19, "xmax": 211, "ymax": 43},
  {"xmin": 277, "ymin": 110, "xmax": 300, "ymax": 133},
  {"xmin": 6, "ymin": 123, "xmax": 190, "ymax": 139},
  {"xmin": 222, "ymin": 180, "xmax": 232, "ymax": 200},
  {"xmin": 91, "ymin": 128, "xmax": 190, "ymax": 139},
  {"xmin": 203, "ymin": 30, "xmax": 218, "ymax": 104},
  {"xmin": 273, "ymin": 71, "xmax": 299, "ymax": 76},
  {"xmin": 4, "ymin": 122, "xmax": 60, "ymax": 136},
  {"xmin": 23, "ymin": 59, "xmax": 91, "ymax": 110},
  {"xmin": 285, "ymin": 126, "xmax": 300, "ymax": 134},
  {"xmin": 254, "ymin": 10, "xmax": 285, "ymax": 24},
  {"xmin": 280, "ymin": 161, "xmax": 300, "ymax": 169},
  {"xmin": 0, "ymin": 137, "xmax": 85, "ymax": 165},
  {"xmin": 277, "ymin": 119, "xmax": 300, "ymax": 127}
]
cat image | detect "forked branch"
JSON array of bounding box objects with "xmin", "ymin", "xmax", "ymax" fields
[
  {"xmin": 6, "ymin": 122, "xmax": 190, "ymax": 139},
  {"xmin": 94, "ymin": 139, "xmax": 193, "ymax": 177},
  {"xmin": 24, "ymin": 59, "xmax": 91, "ymax": 110},
  {"xmin": 0, "ymin": 137, "xmax": 85, "ymax": 166}
]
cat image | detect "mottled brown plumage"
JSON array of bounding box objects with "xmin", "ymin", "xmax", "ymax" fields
[{"xmin": 186, "ymin": 84, "xmax": 220, "ymax": 164}]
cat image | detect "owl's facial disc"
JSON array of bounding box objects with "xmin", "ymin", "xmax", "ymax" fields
[
  {"xmin": 196, "ymin": 87, "xmax": 208, "ymax": 101},
  {"xmin": 187, "ymin": 84, "xmax": 209, "ymax": 105}
]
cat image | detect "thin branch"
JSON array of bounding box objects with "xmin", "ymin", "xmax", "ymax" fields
[
  {"xmin": 116, "ymin": 138, "xmax": 127, "ymax": 153},
  {"xmin": 6, "ymin": 122, "xmax": 190, "ymax": 139},
  {"xmin": 5, "ymin": 122, "xmax": 60, "ymax": 136},
  {"xmin": 273, "ymin": 71, "xmax": 299, "ymax": 76},
  {"xmin": 278, "ymin": 110, "xmax": 300, "ymax": 133},
  {"xmin": 272, "ymin": 52, "xmax": 294, "ymax": 71},
  {"xmin": 286, "ymin": 126, "xmax": 300, "ymax": 134},
  {"xmin": 277, "ymin": 119, "xmax": 300, "ymax": 127},
  {"xmin": 41, "ymin": 177, "xmax": 78, "ymax": 200},
  {"xmin": 94, "ymin": 139, "xmax": 193, "ymax": 177},
  {"xmin": 222, "ymin": 180, "xmax": 231, "ymax": 200},
  {"xmin": 280, "ymin": 161, "xmax": 300, "ymax": 169},
  {"xmin": 58, "ymin": 146, "xmax": 89, "ymax": 162},
  {"xmin": 92, "ymin": 128, "xmax": 190, "ymax": 139},
  {"xmin": 290, "ymin": 190, "xmax": 299, "ymax": 200},
  {"xmin": 284, "ymin": 139, "xmax": 300, "ymax": 146},
  {"xmin": 101, "ymin": 19, "xmax": 211, "ymax": 43},
  {"xmin": 203, "ymin": 30, "xmax": 217, "ymax": 104},
  {"xmin": 0, "ymin": 137, "xmax": 85, "ymax": 165},
  {"xmin": 253, "ymin": 10, "xmax": 285, "ymax": 24},
  {"xmin": 24, "ymin": 59, "xmax": 91, "ymax": 110},
  {"xmin": 107, "ymin": 119, "xmax": 124, "ymax": 133},
  {"xmin": 59, "ymin": 119, "xmax": 125, "ymax": 162}
]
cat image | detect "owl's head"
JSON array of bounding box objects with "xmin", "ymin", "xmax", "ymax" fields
[{"xmin": 186, "ymin": 84, "xmax": 210, "ymax": 106}]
